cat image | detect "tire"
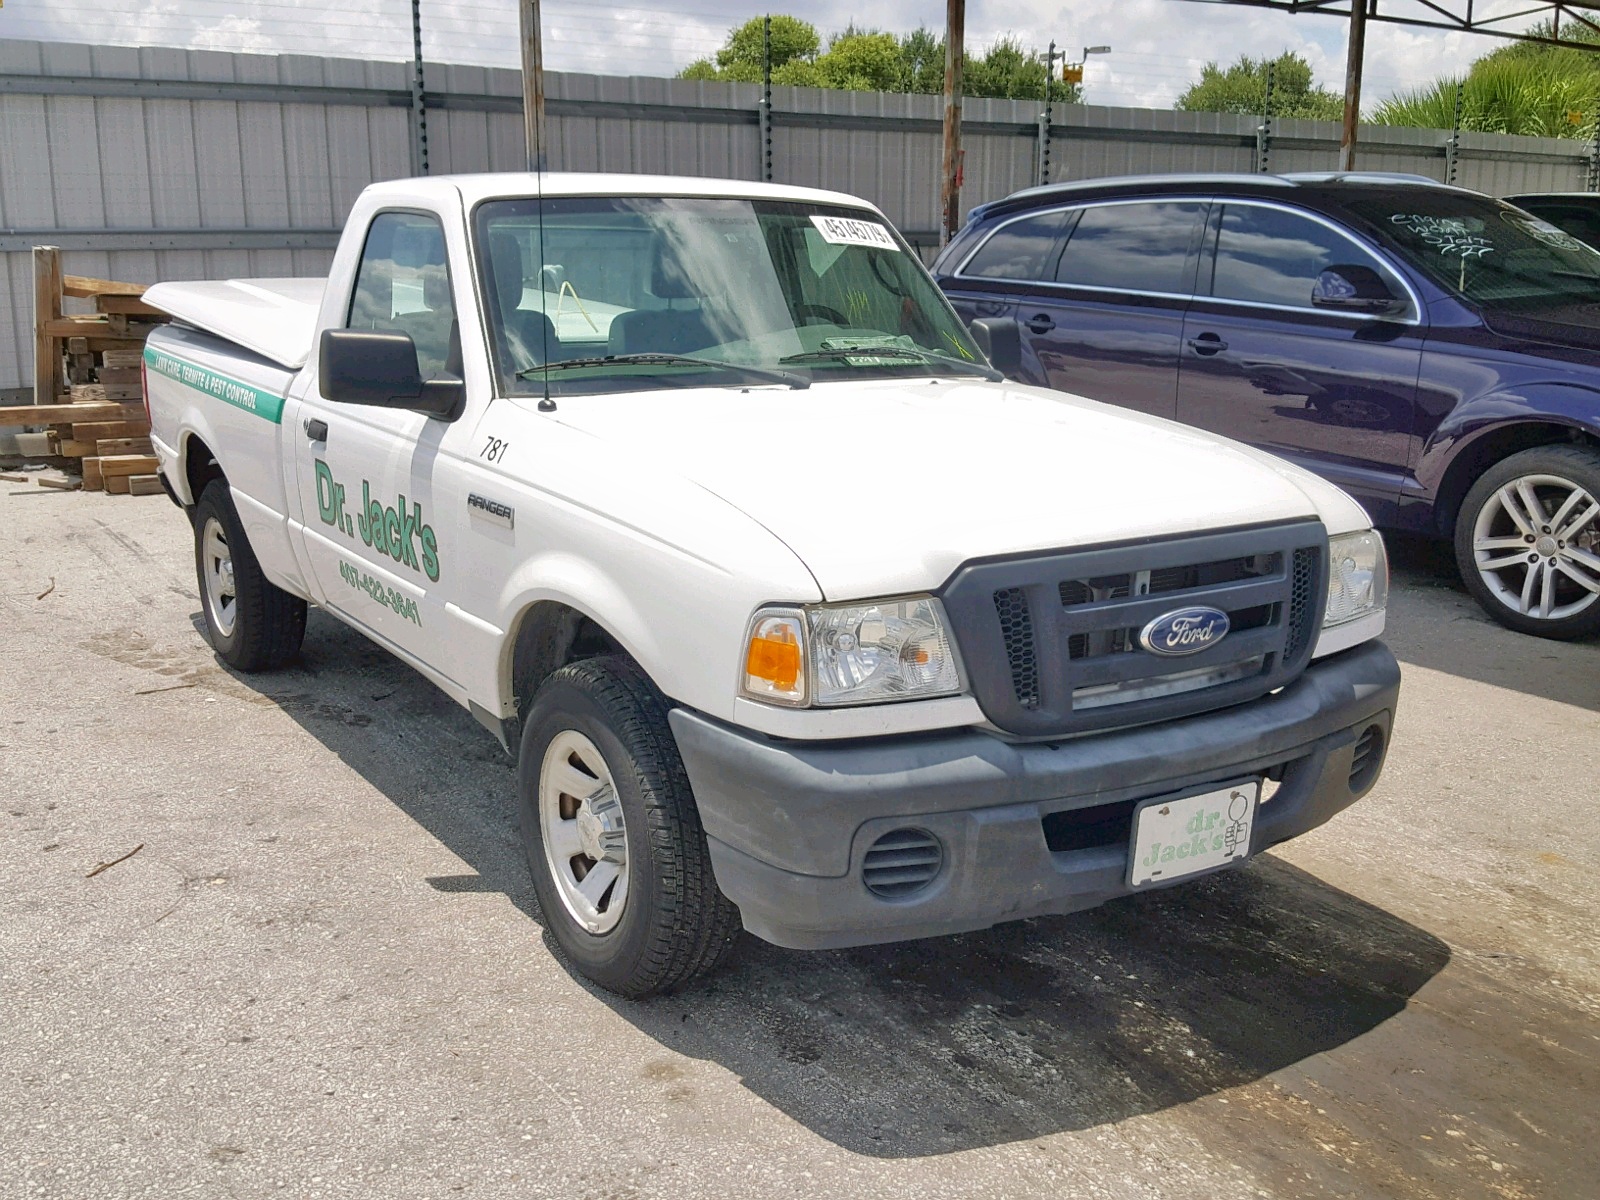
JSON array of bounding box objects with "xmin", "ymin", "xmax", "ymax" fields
[
  {"xmin": 517, "ymin": 656, "xmax": 741, "ymax": 997},
  {"xmin": 1453, "ymin": 444, "xmax": 1600, "ymax": 640},
  {"xmin": 192, "ymin": 479, "xmax": 308, "ymax": 670}
]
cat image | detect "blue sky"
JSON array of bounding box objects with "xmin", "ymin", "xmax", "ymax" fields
[{"xmin": 0, "ymin": 0, "xmax": 1537, "ymax": 110}]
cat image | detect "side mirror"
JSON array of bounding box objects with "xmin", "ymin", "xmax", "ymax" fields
[
  {"xmin": 1312, "ymin": 265, "xmax": 1405, "ymax": 316},
  {"xmin": 968, "ymin": 316, "xmax": 1021, "ymax": 379},
  {"xmin": 318, "ymin": 329, "xmax": 465, "ymax": 420}
]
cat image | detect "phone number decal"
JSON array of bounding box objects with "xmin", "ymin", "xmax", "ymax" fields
[{"xmin": 339, "ymin": 559, "xmax": 422, "ymax": 627}]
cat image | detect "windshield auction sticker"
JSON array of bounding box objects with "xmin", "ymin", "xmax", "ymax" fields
[{"xmin": 810, "ymin": 214, "xmax": 898, "ymax": 250}]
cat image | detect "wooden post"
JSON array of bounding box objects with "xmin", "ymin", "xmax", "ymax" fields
[
  {"xmin": 1339, "ymin": 0, "xmax": 1369, "ymax": 172},
  {"xmin": 941, "ymin": 0, "xmax": 965, "ymax": 244},
  {"xmin": 33, "ymin": 246, "xmax": 62, "ymax": 406},
  {"xmin": 520, "ymin": 0, "xmax": 547, "ymax": 172}
]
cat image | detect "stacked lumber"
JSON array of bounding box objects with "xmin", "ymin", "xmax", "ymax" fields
[{"xmin": 5, "ymin": 248, "xmax": 169, "ymax": 497}]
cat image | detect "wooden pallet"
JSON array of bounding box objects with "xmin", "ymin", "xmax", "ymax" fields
[{"xmin": 20, "ymin": 249, "xmax": 166, "ymax": 497}]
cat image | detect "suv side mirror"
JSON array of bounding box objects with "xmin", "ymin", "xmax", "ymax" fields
[
  {"xmin": 1312, "ymin": 265, "xmax": 1405, "ymax": 316},
  {"xmin": 318, "ymin": 329, "xmax": 465, "ymax": 420},
  {"xmin": 968, "ymin": 316, "xmax": 1021, "ymax": 379}
]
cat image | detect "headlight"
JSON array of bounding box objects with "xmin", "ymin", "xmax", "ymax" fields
[
  {"xmin": 741, "ymin": 597, "xmax": 964, "ymax": 707},
  {"xmin": 1324, "ymin": 530, "xmax": 1388, "ymax": 627}
]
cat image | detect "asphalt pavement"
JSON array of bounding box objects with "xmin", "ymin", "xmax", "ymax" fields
[{"xmin": 2, "ymin": 485, "xmax": 1596, "ymax": 1199}]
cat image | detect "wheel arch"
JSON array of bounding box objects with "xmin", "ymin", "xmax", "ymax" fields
[
  {"xmin": 1430, "ymin": 419, "xmax": 1599, "ymax": 537},
  {"xmin": 177, "ymin": 426, "xmax": 226, "ymax": 507},
  {"xmin": 505, "ymin": 598, "xmax": 637, "ymax": 729}
]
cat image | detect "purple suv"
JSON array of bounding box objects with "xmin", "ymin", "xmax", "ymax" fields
[{"xmin": 934, "ymin": 173, "xmax": 1600, "ymax": 640}]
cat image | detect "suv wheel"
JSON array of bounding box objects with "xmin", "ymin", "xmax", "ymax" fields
[
  {"xmin": 1455, "ymin": 445, "xmax": 1600, "ymax": 639},
  {"xmin": 517, "ymin": 656, "xmax": 741, "ymax": 997}
]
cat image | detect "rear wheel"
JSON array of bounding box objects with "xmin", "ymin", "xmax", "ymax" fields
[
  {"xmin": 517, "ymin": 656, "xmax": 741, "ymax": 997},
  {"xmin": 1454, "ymin": 445, "xmax": 1600, "ymax": 640},
  {"xmin": 192, "ymin": 480, "xmax": 307, "ymax": 670}
]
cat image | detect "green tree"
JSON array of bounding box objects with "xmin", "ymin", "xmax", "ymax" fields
[
  {"xmin": 816, "ymin": 29, "xmax": 904, "ymax": 91},
  {"xmin": 680, "ymin": 15, "xmax": 820, "ymax": 84},
  {"xmin": 675, "ymin": 16, "xmax": 1080, "ymax": 103},
  {"xmin": 1176, "ymin": 51, "xmax": 1343, "ymax": 120},
  {"xmin": 896, "ymin": 26, "xmax": 945, "ymax": 94},
  {"xmin": 1373, "ymin": 21, "xmax": 1600, "ymax": 137},
  {"xmin": 966, "ymin": 36, "xmax": 1051, "ymax": 100}
]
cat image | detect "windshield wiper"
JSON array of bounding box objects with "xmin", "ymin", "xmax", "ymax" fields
[
  {"xmin": 780, "ymin": 346, "xmax": 1002, "ymax": 381},
  {"xmin": 519, "ymin": 353, "xmax": 807, "ymax": 389}
]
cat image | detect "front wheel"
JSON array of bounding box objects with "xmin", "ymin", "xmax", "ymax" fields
[
  {"xmin": 1454, "ymin": 445, "xmax": 1600, "ymax": 640},
  {"xmin": 517, "ymin": 656, "xmax": 741, "ymax": 997},
  {"xmin": 192, "ymin": 480, "xmax": 307, "ymax": 670}
]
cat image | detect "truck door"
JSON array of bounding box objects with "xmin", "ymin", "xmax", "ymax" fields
[{"xmin": 286, "ymin": 208, "xmax": 467, "ymax": 671}]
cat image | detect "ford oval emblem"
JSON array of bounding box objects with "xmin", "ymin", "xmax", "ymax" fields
[{"xmin": 1139, "ymin": 606, "xmax": 1230, "ymax": 657}]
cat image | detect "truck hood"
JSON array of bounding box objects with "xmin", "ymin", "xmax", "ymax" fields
[{"xmin": 542, "ymin": 378, "xmax": 1370, "ymax": 599}]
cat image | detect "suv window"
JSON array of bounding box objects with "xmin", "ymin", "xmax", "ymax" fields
[
  {"xmin": 1208, "ymin": 204, "xmax": 1399, "ymax": 311},
  {"xmin": 961, "ymin": 209, "xmax": 1071, "ymax": 280},
  {"xmin": 1509, "ymin": 200, "xmax": 1600, "ymax": 252},
  {"xmin": 1054, "ymin": 202, "xmax": 1203, "ymax": 294},
  {"xmin": 347, "ymin": 211, "xmax": 457, "ymax": 377}
]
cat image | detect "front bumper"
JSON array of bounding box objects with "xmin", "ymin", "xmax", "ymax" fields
[{"xmin": 669, "ymin": 639, "xmax": 1400, "ymax": 950}]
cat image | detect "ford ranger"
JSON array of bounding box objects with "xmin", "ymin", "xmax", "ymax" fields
[{"xmin": 143, "ymin": 174, "xmax": 1400, "ymax": 997}]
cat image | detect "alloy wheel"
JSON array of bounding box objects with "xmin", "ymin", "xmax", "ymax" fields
[{"xmin": 1471, "ymin": 473, "xmax": 1600, "ymax": 621}]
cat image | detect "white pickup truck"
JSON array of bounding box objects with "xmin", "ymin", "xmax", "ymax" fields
[{"xmin": 144, "ymin": 173, "xmax": 1400, "ymax": 996}]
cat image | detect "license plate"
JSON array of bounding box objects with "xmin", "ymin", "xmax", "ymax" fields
[{"xmin": 1128, "ymin": 780, "xmax": 1260, "ymax": 887}]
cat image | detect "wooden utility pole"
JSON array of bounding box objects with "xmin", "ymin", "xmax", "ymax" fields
[
  {"xmin": 520, "ymin": 0, "xmax": 547, "ymax": 171},
  {"xmin": 941, "ymin": 0, "xmax": 965, "ymax": 243},
  {"xmin": 1339, "ymin": 0, "xmax": 1369, "ymax": 172}
]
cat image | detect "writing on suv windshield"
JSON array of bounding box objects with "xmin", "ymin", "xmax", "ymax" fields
[
  {"xmin": 473, "ymin": 197, "xmax": 985, "ymax": 395},
  {"xmin": 1354, "ymin": 194, "xmax": 1600, "ymax": 311}
]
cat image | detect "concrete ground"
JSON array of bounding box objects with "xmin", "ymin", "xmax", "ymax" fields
[{"xmin": 1, "ymin": 484, "xmax": 1596, "ymax": 1200}]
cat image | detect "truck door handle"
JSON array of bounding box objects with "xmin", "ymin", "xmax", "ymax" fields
[
  {"xmin": 1024, "ymin": 312, "xmax": 1055, "ymax": 334},
  {"xmin": 304, "ymin": 418, "xmax": 328, "ymax": 443},
  {"xmin": 1187, "ymin": 333, "xmax": 1228, "ymax": 355}
]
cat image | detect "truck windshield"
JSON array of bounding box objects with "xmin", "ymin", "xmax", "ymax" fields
[
  {"xmin": 473, "ymin": 196, "xmax": 987, "ymax": 395},
  {"xmin": 1348, "ymin": 191, "xmax": 1600, "ymax": 313}
]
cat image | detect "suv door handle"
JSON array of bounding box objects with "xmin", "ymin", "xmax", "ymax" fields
[
  {"xmin": 1187, "ymin": 333, "xmax": 1228, "ymax": 355},
  {"xmin": 1024, "ymin": 312, "xmax": 1055, "ymax": 334},
  {"xmin": 304, "ymin": 417, "xmax": 329, "ymax": 443}
]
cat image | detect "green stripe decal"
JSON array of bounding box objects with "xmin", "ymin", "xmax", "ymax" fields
[{"xmin": 143, "ymin": 345, "xmax": 286, "ymax": 424}]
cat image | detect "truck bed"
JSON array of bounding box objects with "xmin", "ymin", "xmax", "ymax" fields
[{"xmin": 142, "ymin": 278, "xmax": 325, "ymax": 369}]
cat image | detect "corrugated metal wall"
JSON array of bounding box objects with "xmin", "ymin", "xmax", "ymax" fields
[{"xmin": 3, "ymin": 36, "xmax": 1595, "ymax": 392}]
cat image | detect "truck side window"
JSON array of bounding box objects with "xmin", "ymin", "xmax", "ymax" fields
[{"xmin": 347, "ymin": 212, "xmax": 457, "ymax": 377}]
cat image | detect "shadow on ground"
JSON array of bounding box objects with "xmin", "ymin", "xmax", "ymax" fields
[
  {"xmin": 235, "ymin": 611, "xmax": 1451, "ymax": 1158},
  {"xmin": 1382, "ymin": 533, "xmax": 1600, "ymax": 710}
]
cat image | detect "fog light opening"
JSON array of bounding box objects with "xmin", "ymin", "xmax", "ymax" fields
[
  {"xmin": 862, "ymin": 828, "xmax": 944, "ymax": 898},
  {"xmin": 1348, "ymin": 724, "xmax": 1385, "ymax": 794}
]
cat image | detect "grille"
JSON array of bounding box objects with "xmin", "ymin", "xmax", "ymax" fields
[
  {"xmin": 944, "ymin": 522, "xmax": 1328, "ymax": 737},
  {"xmin": 1284, "ymin": 547, "xmax": 1318, "ymax": 662},
  {"xmin": 861, "ymin": 828, "xmax": 944, "ymax": 898},
  {"xmin": 993, "ymin": 587, "xmax": 1040, "ymax": 709}
]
